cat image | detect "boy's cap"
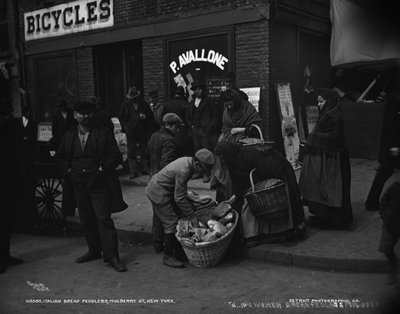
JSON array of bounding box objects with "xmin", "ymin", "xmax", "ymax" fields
[
  {"xmin": 163, "ymin": 113, "xmax": 184, "ymax": 125},
  {"xmin": 195, "ymin": 148, "xmax": 216, "ymax": 167}
]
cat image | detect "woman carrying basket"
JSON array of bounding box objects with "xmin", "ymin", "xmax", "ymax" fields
[
  {"xmin": 215, "ymin": 141, "xmax": 307, "ymax": 247},
  {"xmin": 299, "ymin": 88, "xmax": 353, "ymax": 226},
  {"xmin": 216, "ymin": 89, "xmax": 262, "ymax": 147}
]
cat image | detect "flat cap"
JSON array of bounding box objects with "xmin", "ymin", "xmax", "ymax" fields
[
  {"xmin": 195, "ymin": 148, "xmax": 216, "ymax": 168},
  {"xmin": 162, "ymin": 113, "xmax": 184, "ymax": 125}
]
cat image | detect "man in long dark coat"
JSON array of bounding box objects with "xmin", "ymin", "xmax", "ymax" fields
[
  {"xmin": 0, "ymin": 99, "xmax": 24, "ymax": 273},
  {"xmin": 57, "ymin": 100, "xmax": 128, "ymax": 272},
  {"xmin": 51, "ymin": 99, "xmax": 75, "ymax": 151},
  {"xmin": 118, "ymin": 85, "xmax": 152, "ymax": 178},
  {"xmin": 164, "ymin": 86, "xmax": 192, "ymax": 157},
  {"xmin": 365, "ymin": 70, "xmax": 400, "ymax": 211},
  {"xmin": 186, "ymin": 80, "xmax": 219, "ymax": 182}
]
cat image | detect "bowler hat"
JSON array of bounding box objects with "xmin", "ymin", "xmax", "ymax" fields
[
  {"xmin": 88, "ymin": 96, "xmax": 102, "ymax": 105},
  {"xmin": 194, "ymin": 148, "xmax": 216, "ymax": 168},
  {"xmin": 175, "ymin": 86, "xmax": 185, "ymax": 96},
  {"xmin": 163, "ymin": 113, "xmax": 185, "ymax": 125},
  {"xmin": 73, "ymin": 100, "xmax": 95, "ymax": 113},
  {"xmin": 126, "ymin": 86, "xmax": 141, "ymax": 99},
  {"xmin": 148, "ymin": 90, "xmax": 159, "ymax": 98},
  {"xmin": 57, "ymin": 99, "xmax": 68, "ymax": 108},
  {"xmin": 190, "ymin": 79, "xmax": 206, "ymax": 91}
]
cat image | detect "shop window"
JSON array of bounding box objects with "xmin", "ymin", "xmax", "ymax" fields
[
  {"xmin": 34, "ymin": 52, "xmax": 77, "ymax": 122},
  {"xmin": 166, "ymin": 31, "xmax": 232, "ymax": 101}
]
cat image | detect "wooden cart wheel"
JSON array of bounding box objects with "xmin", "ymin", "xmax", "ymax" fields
[{"xmin": 36, "ymin": 177, "xmax": 64, "ymax": 223}]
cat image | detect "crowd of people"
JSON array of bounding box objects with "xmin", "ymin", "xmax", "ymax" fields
[{"xmin": 1, "ymin": 69, "xmax": 399, "ymax": 277}]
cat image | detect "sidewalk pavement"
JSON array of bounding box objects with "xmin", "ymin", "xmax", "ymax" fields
[{"xmin": 66, "ymin": 158, "xmax": 400, "ymax": 273}]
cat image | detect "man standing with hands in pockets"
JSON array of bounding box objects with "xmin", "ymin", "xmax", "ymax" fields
[{"xmin": 57, "ymin": 100, "xmax": 128, "ymax": 272}]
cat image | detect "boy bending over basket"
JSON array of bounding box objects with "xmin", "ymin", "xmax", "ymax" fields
[{"xmin": 145, "ymin": 149, "xmax": 216, "ymax": 268}]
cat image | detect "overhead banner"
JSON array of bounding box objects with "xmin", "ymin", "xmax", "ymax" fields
[
  {"xmin": 330, "ymin": 0, "xmax": 400, "ymax": 67},
  {"xmin": 24, "ymin": 0, "xmax": 113, "ymax": 41}
]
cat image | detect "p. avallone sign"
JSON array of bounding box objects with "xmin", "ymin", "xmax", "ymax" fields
[
  {"xmin": 169, "ymin": 49, "xmax": 229, "ymax": 74},
  {"xmin": 24, "ymin": 0, "xmax": 113, "ymax": 41}
]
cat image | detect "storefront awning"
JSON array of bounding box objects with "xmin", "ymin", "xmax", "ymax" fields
[{"xmin": 330, "ymin": 0, "xmax": 400, "ymax": 68}]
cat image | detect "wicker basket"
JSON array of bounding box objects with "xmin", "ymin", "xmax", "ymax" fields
[
  {"xmin": 244, "ymin": 169, "xmax": 289, "ymax": 218},
  {"xmin": 175, "ymin": 208, "xmax": 239, "ymax": 267},
  {"xmin": 238, "ymin": 124, "xmax": 275, "ymax": 152}
]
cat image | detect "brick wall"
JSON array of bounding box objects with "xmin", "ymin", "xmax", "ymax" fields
[
  {"xmin": 75, "ymin": 47, "xmax": 95, "ymax": 99},
  {"xmin": 25, "ymin": 55, "xmax": 36, "ymax": 115},
  {"xmin": 114, "ymin": 0, "xmax": 250, "ymax": 25},
  {"xmin": 142, "ymin": 37, "xmax": 166, "ymax": 102},
  {"xmin": 235, "ymin": 19, "xmax": 270, "ymax": 138},
  {"xmin": 269, "ymin": 20, "xmax": 299, "ymax": 150}
]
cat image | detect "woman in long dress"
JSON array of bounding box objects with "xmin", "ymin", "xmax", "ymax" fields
[
  {"xmin": 299, "ymin": 88, "xmax": 353, "ymax": 226},
  {"xmin": 214, "ymin": 141, "xmax": 307, "ymax": 247}
]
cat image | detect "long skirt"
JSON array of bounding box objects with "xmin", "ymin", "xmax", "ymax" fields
[
  {"xmin": 299, "ymin": 151, "xmax": 353, "ymax": 224},
  {"xmin": 241, "ymin": 162, "xmax": 306, "ymax": 242}
]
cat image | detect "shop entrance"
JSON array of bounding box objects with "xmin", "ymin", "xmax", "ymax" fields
[{"xmin": 93, "ymin": 40, "xmax": 143, "ymax": 117}]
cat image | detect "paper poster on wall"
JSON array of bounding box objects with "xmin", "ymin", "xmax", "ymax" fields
[
  {"xmin": 112, "ymin": 117, "xmax": 127, "ymax": 162},
  {"xmin": 206, "ymin": 78, "xmax": 227, "ymax": 102},
  {"xmin": 275, "ymin": 82, "xmax": 301, "ymax": 170},
  {"xmin": 241, "ymin": 87, "xmax": 260, "ymax": 112},
  {"xmin": 306, "ymin": 106, "xmax": 319, "ymax": 135},
  {"xmin": 37, "ymin": 122, "xmax": 52, "ymax": 142}
]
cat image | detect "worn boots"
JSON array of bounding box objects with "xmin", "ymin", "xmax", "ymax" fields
[{"xmin": 163, "ymin": 234, "xmax": 184, "ymax": 268}]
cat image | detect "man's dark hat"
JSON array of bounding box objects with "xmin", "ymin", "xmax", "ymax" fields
[
  {"xmin": 73, "ymin": 100, "xmax": 95, "ymax": 113},
  {"xmin": 126, "ymin": 86, "xmax": 141, "ymax": 99},
  {"xmin": 0, "ymin": 98, "xmax": 13, "ymax": 113},
  {"xmin": 88, "ymin": 96, "xmax": 102, "ymax": 105},
  {"xmin": 190, "ymin": 79, "xmax": 206, "ymax": 91},
  {"xmin": 149, "ymin": 90, "xmax": 159, "ymax": 98},
  {"xmin": 175, "ymin": 86, "xmax": 185, "ymax": 96},
  {"xmin": 58, "ymin": 99, "xmax": 68, "ymax": 107}
]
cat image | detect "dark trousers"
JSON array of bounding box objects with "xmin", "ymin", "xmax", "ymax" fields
[
  {"xmin": 70, "ymin": 172, "xmax": 118, "ymax": 262},
  {"xmin": 192, "ymin": 128, "xmax": 218, "ymax": 153},
  {"xmin": 366, "ymin": 160, "xmax": 395, "ymax": 209},
  {"xmin": 0, "ymin": 176, "xmax": 16, "ymax": 263},
  {"xmin": 152, "ymin": 211, "xmax": 164, "ymax": 245},
  {"xmin": 125, "ymin": 128, "xmax": 148, "ymax": 173},
  {"xmin": 0, "ymin": 210, "xmax": 12, "ymax": 263}
]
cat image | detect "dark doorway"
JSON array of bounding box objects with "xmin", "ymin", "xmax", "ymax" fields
[
  {"xmin": 298, "ymin": 31, "xmax": 331, "ymax": 137},
  {"xmin": 298, "ymin": 31, "xmax": 331, "ymax": 91},
  {"xmin": 93, "ymin": 40, "xmax": 143, "ymax": 117}
]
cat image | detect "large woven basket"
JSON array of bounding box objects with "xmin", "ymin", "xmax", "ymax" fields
[
  {"xmin": 238, "ymin": 124, "xmax": 275, "ymax": 152},
  {"xmin": 244, "ymin": 168, "xmax": 289, "ymax": 218},
  {"xmin": 176, "ymin": 208, "xmax": 239, "ymax": 267}
]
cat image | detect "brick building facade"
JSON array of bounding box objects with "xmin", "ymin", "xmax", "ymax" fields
[{"xmin": 16, "ymin": 0, "xmax": 330, "ymax": 149}]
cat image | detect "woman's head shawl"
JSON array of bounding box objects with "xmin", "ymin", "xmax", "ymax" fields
[
  {"xmin": 221, "ymin": 89, "xmax": 261, "ymax": 132},
  {"xmin": 306, "ymin": 88, "xmax": 344, "ymax": 154}
]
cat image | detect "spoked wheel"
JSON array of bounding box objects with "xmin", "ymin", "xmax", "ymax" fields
[{"xmin": 36, "ymin": 177, "xmax": 64, "ymax": 226}]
